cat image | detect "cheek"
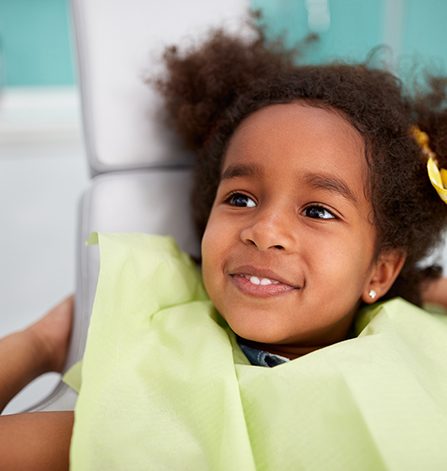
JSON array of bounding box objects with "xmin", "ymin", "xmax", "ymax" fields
[
  {"xmin": 201, "ymin": 214, "xmax": 220, "ymax": 263},
  {"xmin": 201, "ymin": 209, "xmax": 233, "ymax": 253},
  {"xmin": 200, "ymin": 229, "xmax": 214, "ymax": 279},
  {"xmin": 309, "ymin": 232, "xmax": 375, "ymax": 288},
  {"xmin": 200, "ymin": 217, "xmax": 225, "ymax": 292}
]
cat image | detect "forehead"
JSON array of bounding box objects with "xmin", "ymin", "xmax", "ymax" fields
[{"xmin": 223, "ymin": 102, "xmax": 367, "ymax": 197}]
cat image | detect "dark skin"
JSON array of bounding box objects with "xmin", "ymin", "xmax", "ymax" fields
[
  {"xmin": 0, "ymin": 412, "xmax": 73, "ymax": 471},
  {"xmin": 0, "ymin": 297, "xmax": 74, "ymax": 470},
  {"xmin": 422, "ymin": 276, "xmax": 447, "ymax": 307},
  {"xmin": 0, "ymin": 282, "xmax": 446, "ymax": 469}
]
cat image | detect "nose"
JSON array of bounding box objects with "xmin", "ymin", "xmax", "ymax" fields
[{"xmin": 240, "ymin": 206, "xmax": 295, "ymax": 251}]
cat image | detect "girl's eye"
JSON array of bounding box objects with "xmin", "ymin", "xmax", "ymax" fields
[
  {"xmin": 304, "ymin": 205, "xmax": 336, "ymax": 220},
  {"xmin": 226, "ymin": 193, "xmax": 257, "ymax": 208}
]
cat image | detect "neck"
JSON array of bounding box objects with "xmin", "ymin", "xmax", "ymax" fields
[
  {"xmin": 238, "ymin": 338, "xmax": 330, "ymax": 360},
  {"xmin": 238, "ymin": 322, "xmax": 355, "ymax": 360},
  {"xmin": 236, "ymin": 309, "xmax": 358, "ymax": 360}
]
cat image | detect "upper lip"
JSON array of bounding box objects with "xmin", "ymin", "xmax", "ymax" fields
[{"xmin": 228, "ymin": 265, "xmax": 300, "ymax": 289}]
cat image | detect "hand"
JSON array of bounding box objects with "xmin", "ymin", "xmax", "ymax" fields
[
  {"xmin": 27, "ymin": 295, "xmax": 74, "ymax": 373},
  {"xmin": 422, "ymin": 277, "xmax": 447, "ymax": 309}
]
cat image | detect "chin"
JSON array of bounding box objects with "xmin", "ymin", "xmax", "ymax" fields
[{"xmin": 227, "ymin": 319, "xmax": 288, "ymax": 344}]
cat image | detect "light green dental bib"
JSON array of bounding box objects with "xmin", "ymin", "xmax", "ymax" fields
[{"xmin": 69, "ymin": 233, "xmax": 447, "ymax": 470}]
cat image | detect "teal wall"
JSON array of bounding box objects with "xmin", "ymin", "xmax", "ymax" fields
[
  {"xmin": 252, "ymin": 0, "xmax": 384, "ymax": 63},
  {"xmin": 401, "ymin": 0, "xmax": 447, "ymax": 72},
  {"xmin": 252, "ymin": 0, "xmax": 447, "ymax": 74},
  {"xmin": 0, "ymin": 0, "xmax": 445, "ymax": 87},
  {"xmin": 0, "ymin": 0, "xmax": 74, "ymax": 86}
]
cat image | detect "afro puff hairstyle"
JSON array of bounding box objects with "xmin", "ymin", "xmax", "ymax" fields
[{"xmin": 154, "ymin": 19, "xmax": 447, "ymax": 306}]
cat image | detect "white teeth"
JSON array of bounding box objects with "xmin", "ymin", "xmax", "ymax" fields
[
  {"xmin": 249, "ymin": 276, "xmax": 261, "ymax": 285},
  {"xmin": 246, "ymin": 275, "xmax": 279, "ymax": 286}
]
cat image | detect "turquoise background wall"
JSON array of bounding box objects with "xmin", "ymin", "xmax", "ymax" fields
[
  {"xmin": 253, "ymin": 0, "xmax": 447, "ymax": 73},
  {"xmin": 0, "ymin": 0, "xmax": 74, "ymax": 86},
  {"xmin": 401, "ymin": 0, "xmax": 447, "ymax": 71},
  {"xmin": 253, "ymin": 0, "xmax": 382, "ymax": 63},
  {"xmin": 0, "ymin": 0, "xmax": 446, "ymax": 87}
]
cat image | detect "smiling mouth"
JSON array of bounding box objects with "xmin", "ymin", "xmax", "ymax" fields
[
  {"xmin": 229, "ymin": 267, "xmax": 300, "ymax": 298},
  {"xmin": 240, "ymin": 274, "xmax": 281, "ymax": 286}
]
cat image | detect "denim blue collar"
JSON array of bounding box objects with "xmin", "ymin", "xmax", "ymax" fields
[{"xmin": 238, "ymin": 341, "xmax": 290, "ymax": 367}]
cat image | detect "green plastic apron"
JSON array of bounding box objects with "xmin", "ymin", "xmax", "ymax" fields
[{"xmin": 68, "ymin": 233, "xmax": 447, "ymax": 470}]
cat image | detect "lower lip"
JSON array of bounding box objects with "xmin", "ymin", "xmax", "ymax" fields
[{"xmin": 230, "ymin": 275, "xmax": 297, "ymax": 298}]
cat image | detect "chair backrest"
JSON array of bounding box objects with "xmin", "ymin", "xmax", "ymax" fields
[
  {"xmin": 27, "ymin": 0, "xmax": 250, "ymax": 412},
  {"xmin": 72, "ymin": 0, "xmax": 250, "ymax": 175},
  {"xmin": 72, "ymin": 0, "xmax": 252, "ymax": 365}
]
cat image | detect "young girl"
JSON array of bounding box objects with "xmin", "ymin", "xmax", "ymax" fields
[{"xmin": 2, "ymin": 23, "xmax": 447, "ymax": 470}]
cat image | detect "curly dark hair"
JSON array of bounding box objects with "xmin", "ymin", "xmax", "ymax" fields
[{"xmin": 154, "ymin": 23, "xmax": 447, "ymax": 306}]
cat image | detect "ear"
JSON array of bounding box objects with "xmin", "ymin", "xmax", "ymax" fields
[{"xmin": 362, "ymin": 249, "xmax": 406, "ymax": 304}]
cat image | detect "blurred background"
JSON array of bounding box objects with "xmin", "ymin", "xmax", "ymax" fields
[
  {"xmin": 0, "ymin": 0, "xmax": 446, "ymax": 412},
  {"xmin": 0, "ymin": 0, "xmax": 86, "ymax": 413}
]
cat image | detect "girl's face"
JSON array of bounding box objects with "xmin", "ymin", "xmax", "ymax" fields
[{"xmin": 201, "ymin": 103, "xmax": 379, "ymax": 352}]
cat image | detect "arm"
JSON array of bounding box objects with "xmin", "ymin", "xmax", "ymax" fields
[
  {"xmin": 0, "ymin": 297, "xmax": 74, "ymax": 469},
  {"xmin": 0, "ymin": 329, "xmax": 52, "ymax": 412},
  {"xmin": 0, "ymin": 411, "xmax": 73, "ymax": 471},
  {"xmin": 0, "ymin": 296, "xmax": 73, "ymax": 412}
]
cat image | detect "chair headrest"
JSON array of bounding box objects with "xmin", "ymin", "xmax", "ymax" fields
[{"xmin": 72, "ymin": 0, "xmax": 250, "ymax": 175}]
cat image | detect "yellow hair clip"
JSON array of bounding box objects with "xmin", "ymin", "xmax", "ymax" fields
[{"xmin": 411, "ymin": 125, "xmax": 447, "ymax": 204}]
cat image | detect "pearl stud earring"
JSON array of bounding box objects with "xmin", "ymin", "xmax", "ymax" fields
[{"xmin": 368, "ymin": 289, "xmax": 377, "ymax": 300}]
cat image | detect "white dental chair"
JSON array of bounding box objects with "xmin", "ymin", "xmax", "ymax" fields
[{"xmin": 27, "ymin": 0, "xmax": 250, "ymax": 412}]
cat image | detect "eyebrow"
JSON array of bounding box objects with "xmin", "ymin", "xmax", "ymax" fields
[
  {"xmin": 304, "ymin": 172, "xmax": 357, "ymax": 204},
  {"xmin": 221, "ymin": 163, "xmax": 264, "ymax": 180},
  {"xmin": 221, "ymin": 163, "xmax": 357, "ymax": 204}
]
